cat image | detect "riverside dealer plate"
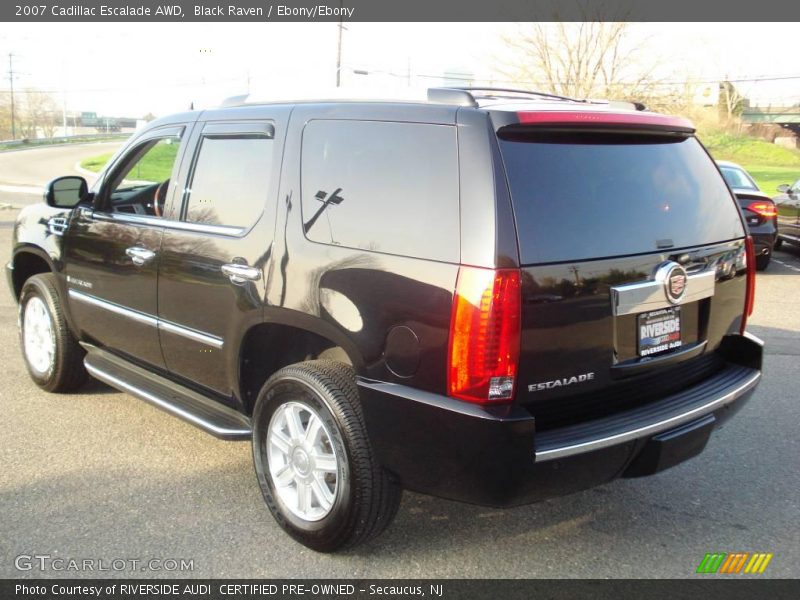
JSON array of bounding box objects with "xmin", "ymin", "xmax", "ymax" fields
[{"xmin": 638, "ymin": 307, "xmax": 682, "ymax": 357}]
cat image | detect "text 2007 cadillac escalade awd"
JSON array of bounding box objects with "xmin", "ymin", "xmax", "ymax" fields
[{"xmin": 7, "ymin": 87, "xmax": 762, "ymax": 551}]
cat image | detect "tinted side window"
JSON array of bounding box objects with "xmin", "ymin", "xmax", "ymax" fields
[
  {"xmin": 301, "ymin": 120, "xmax": 459, "ymax": 262},
  {"xmin": 185, "ymin": 135, "xmax": 273, "ymax": 227}
]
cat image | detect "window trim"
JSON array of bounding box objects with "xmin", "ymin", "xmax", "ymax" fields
[
  {"xmin": 176, "ymin": 120, "xmax": 276, "ymax": 235},
  {"xmin": 83, "ymin": 209, "xmax": 246, "ymax": 237}
]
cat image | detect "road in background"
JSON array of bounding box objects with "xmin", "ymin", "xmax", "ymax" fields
[
  {"xmin": 0, "ymin": 142, "xmax": 123, "ymax": 206},
  {"xmin": 0, "ymin": 146, "xmax": 798, "ymax": 578}
]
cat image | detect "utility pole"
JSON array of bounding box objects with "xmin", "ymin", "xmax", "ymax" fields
[
  {"xmin": 61, "ymin": 61, "xmax": 67, "ymax": 136},
  {"xmin": 8, "ymin": 53, "xmax": 16, "ymax": 140},
  {"xmin": 335, "ymin": 0, "xmax": 343, "ymax": 87}
]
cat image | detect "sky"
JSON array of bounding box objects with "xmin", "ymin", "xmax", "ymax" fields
[{"xmin": 0, "ymin": 22, "xmax": 798, "ymax": 119}]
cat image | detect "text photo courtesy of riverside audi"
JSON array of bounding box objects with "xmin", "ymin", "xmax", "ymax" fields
[{"xmin": 0, "ymin": 3, "xmax": 799, "ymax": 597}]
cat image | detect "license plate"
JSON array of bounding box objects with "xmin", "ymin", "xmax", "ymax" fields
[{"xmin": 637, "ymin": 307, "xmax": 682, "ymax": 357}]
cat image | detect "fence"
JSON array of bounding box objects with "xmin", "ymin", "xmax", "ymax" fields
[{"xmin": 0, "ymin": 133, "xmax": 131, "ymax": 150}]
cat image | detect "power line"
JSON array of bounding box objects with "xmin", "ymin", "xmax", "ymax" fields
[
  {"xmin": 355, "ymin": 67, "xmax": 800, "ymax": 87},
  {"xmin": 4, "ymin": 69, "xmax": 800, "ymax": 97}
]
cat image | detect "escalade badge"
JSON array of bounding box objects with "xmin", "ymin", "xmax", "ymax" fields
[
  {"xmin": 528, "ymin": 372, "xmax": 595, "ymax": 393},
  {"xmin": 665, "ymin": 264, "xmax": 687, "ymax": 304}
]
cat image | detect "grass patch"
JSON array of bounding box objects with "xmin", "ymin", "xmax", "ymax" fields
[
  {"xmin": 80, "ymin": 139, "xmax": 179, "ymax": 183},
  {"xmin": 80, "ymin": 152, "xmax": 113, "ymax": 173},
  {"xmin": 741, "ymin": 165, "xmax": 799, "ymax": 196},
  {"xmin": 121, "ymin": 142, "xmax": 178, "ymax": 183},
  {"xmin": 701, "ymin": 131, "xmax": 800, "ymax": 193}
]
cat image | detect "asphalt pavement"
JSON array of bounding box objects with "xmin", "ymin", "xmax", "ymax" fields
[
  {"xmin": 0, "ymin": 141, "xmax": 122, "ymax": 190},
  {"xmin": 0, "ymin": 145, "xmax": 798, "ymax": 579}
]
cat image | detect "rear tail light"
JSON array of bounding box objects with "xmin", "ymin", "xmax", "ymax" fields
[
  {"xmin": 448, "ymin": 267, "xmax": 521, "ymax": 404},
  {"xmin": 746, "ymin": 201, "xmax": 778, "ymax": 218},
  {"xmin": 740, "ymin": 236, "xmax": 756, "ymax": 334}
]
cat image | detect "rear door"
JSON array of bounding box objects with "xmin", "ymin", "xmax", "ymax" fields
[{"xmin": 495, "ymin": 123, "xmax": 748, "ymax": 429}]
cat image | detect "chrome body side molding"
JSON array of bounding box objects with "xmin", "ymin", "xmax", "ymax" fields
[{"xmin": 68, "ymin": 289, "xmax": 223, "ymax": 349}]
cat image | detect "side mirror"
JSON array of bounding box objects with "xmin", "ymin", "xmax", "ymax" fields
[
  {"xmin": 45, "ymin": 176, "xmax": 88, "ymax": 208},
  {"xmin": 776, "ymin": 184, "xmax": 790, "ymax": 193}
]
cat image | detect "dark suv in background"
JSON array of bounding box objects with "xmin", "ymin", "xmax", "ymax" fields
[{"xmin": 7, "ymin": 88, "xmax": 763, "ymax": 552}]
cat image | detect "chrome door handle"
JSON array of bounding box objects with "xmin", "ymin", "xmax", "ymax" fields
[
  {"xmin": 47, "ymin": 217, "xmax": 69, "ymax": 236},
  {"xmin": 221, "ymin": 263, "xmax": 261, "ymax": 285},
  {"xmin": 125, "ymin": 247, "xmax": 156, "ymax": 266}
]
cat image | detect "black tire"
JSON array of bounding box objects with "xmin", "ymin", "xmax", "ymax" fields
[
  {"xmin": 756, "ymin": 254, "xmax": 771, "ymax": 271},
  {"xmin": 18, "ymin": 273, "xmax": 88, "ymax": 392},
  {"xmin": 252, "ymin": 360, "xmax": 401, "ymax": 552},
  {"xmin": 773, "ymin": 238, "xmax": 783, "ymax": 251}
]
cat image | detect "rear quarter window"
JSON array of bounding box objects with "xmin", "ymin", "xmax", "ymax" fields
[
  {"xmin": 300, "ymin": 120, "xmax": 460, "ymax": 262},
  {"xmin": 498, "ymin": 132, "xmax": 744, "ymax": 264}
]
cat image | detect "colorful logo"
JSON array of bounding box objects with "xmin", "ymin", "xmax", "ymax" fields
[{"xmin": 696, "ymin": 552, "xmax": 773, "ymax": 574}]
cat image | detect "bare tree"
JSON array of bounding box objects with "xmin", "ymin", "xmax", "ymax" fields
[
  {"xmin": 719, "ymin": 81, "xmax": 747, "ymax": 122},
  {"xmin": 0, "ymin": 92, "xmax": 11, "ymax": 139},
  {"xmin": 502, "ymin": 22, "xmax": 659, "ymax": 101},
  {"xmin": 17, "ymin": 90, "xmax": 59, "ymax": 138}
]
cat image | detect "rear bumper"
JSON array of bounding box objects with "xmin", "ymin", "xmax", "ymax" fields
[
  {"xmin": 358, "ymin": 333, "xmax": 763, "ymax": 507},
  {"xmin": 748, "ymin": 228, "xmax": 777, "ymax": 255}
]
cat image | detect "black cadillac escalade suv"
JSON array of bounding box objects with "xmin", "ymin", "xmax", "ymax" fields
[{"xmin": 7, "ymin": 88, "xmax": 763, "ymax": 552}]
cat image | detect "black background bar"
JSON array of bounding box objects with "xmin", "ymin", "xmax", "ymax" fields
[{"xmin": 4, "ymin": 0, "xmax": 800, "ymax": 22}]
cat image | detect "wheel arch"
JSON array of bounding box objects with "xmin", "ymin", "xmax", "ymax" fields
[
  {"xmin": 11, "ymin": 245, "xmax": 56, "ymax": 300},
  {"xmin": 237, "ymin": 317, "xmax": 362, "ymax": 415}
]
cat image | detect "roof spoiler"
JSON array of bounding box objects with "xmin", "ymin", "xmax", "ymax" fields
[{"xmin": 513, "ymin": 111, "xmax": 695, "ymax": 133}]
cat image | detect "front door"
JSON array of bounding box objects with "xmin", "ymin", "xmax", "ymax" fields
[
  {"xmin": 156, "ymin": 118, "xmax": 283, "ymax": 404},
  {"xmin": 64, "ymin": 126, "xmax": 188, "ymax": 368}
]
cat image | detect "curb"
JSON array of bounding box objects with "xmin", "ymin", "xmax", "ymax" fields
[
  {"xmin": 0, "ymin": 138, "xmax": 127, "ymax": 155},
  {"xmin": 0, "ymin": 184, "xmax": 42, "ymax": 195},
  {"xmin": 73, "ymin": 161, "xmax": 100, "ymax": 179}
]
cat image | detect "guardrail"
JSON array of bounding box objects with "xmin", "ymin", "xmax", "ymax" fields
[{"xmin": 0, "ymin": 133, "xmax": 131, "ymax": 150}]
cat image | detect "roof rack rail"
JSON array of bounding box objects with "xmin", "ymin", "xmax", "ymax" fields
[
  {"xmin": 426, "ymin": 88, "xmax": 478, "ymax": 107},
  {"xmin": 450, "ymin": 86, "xmax": 587, "ymax": 104},
  {"xmin": 589, "ymin": 99, "xmax": 648, "ymax": 112}
]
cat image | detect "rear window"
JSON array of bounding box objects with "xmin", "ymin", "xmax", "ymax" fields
[
  {"xmin": 719, "ymin": 165, "xmax": 759, "ymax": 191},
  {"xmin": 498, "ymin": 132, "xmax": 744, "ymax": 264}
]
